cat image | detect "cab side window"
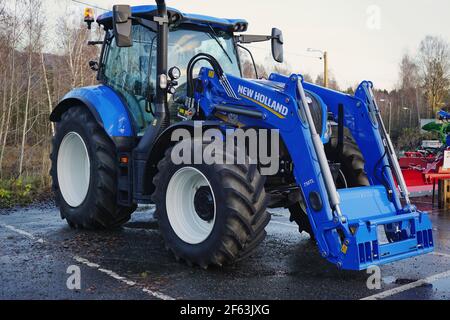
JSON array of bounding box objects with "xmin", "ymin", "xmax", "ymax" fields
[{"xmin": 103, "ymin": 25, "xmax": 157, "ymax": 135}]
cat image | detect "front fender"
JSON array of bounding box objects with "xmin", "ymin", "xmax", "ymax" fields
[
  {"xmin": 142, "ymin": 120, "xmax": 227, "ymax": 197},
  {"xmin": 50, "ymin": 85, "xmax": 134, "ymax": 137}
]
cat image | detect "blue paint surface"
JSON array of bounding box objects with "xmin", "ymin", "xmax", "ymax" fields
[
  {"xmin": 196, "ymin": 68, "xmax": 434, "ymax": 270},
  {"xmin": 97, "ymin": 5, "xmax": 247, "ymax": 30},
  {"xmin": 61, "ymin": 85, "xmax": 133, "ymax": 137}
]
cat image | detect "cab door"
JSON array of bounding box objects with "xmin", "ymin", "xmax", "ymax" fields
[{"xmin": 102, "ymin": 25, "xmax": 157, "ymax": 136}]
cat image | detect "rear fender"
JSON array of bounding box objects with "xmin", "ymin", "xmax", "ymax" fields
[{"xmin": 50, "ymin": 85, "xmax": 134, "ymax": 137}]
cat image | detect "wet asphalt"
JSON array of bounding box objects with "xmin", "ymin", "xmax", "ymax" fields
[{"xmin": 0, "ymin": 197, "xmax": 449, "ymax": 300}]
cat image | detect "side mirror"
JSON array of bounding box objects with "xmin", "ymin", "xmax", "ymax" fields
[
  {"xmin": 113, "ymin": 5, "xmax": 132, "ymax": 47},
  {"xmin": 271, "ymin": 28, "xmax": 284, "ymax": 63}
]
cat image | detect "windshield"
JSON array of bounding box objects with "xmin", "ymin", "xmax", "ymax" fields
[
  {"xmin": 102, "ymin": 26, "xmax": 242, "ymax": 132},
  {"xmin": 168, "ymin": 27, "xmax": 241, "ymax": 85}
]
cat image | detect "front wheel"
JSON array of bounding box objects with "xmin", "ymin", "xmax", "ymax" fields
[
  {"xmin": 152, "ymin": 142, "xmax": 270, "ymax": 268},
  {"xmin": 50, "ymin": 106, "xmax": 136, "ymax": 229}
]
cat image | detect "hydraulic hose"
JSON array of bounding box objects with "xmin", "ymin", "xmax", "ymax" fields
[{"xmin": 185, "ymin": 53, "xmax": 226, "ymax": 110}]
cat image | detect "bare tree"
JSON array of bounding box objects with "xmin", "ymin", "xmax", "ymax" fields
[
  {"xmin": 272, "ymin": 62, "xmax": 293, "ymax": 76},
  {"xmin": 399, "ymin": 54, "xmax": 420, "ymax": 89},
  {"xmin": 19, "ymin": 0, "xmax": 44, "ymax": 177},
  {"xmin": 237, "ymin": 47, "xmax": 268, "ymax": 79},
  {"xmin": 0, "ymin": 0, "xmax": 19, "ymax": 176},
  {"xmin": 315, "ymin": 72, "xmax": 340, "ymax": 91},
  {"xmin": 418, "ymin": 36, "xmax": 450, "ymax": 116},
  {"xmin": 302, "ymin": 74, "xmax": 313, "ymax": 83},
  {"xmin": 41, "ymin": 52, "xmax": 54, "ymax": 135},
  {"xmin": 398, "ymin": 53, "xmax": 421, "ymax": 126},
  {"xmin": 59, "ymin": 17, "xmax": 98, "ymax": 89},
  {"xmin": 0, "ymin": 0, "xmax": 7, "ymax": 23}
]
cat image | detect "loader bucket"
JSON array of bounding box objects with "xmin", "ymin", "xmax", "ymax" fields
[{"xmin": 335, "ymin": 186, "xmax": 433, "ymax": 270}]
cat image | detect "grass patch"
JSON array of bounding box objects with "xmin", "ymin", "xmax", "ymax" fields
[{"xmin": 0, "ymin": 177, "xmax": 52, "ymax": 208}]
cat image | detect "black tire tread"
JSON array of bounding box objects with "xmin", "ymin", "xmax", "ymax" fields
[
  {"xmin": 50, "ymin": 106, "xmax": 136, "ymax": 229},
  {"xmin": 325, "ymin": 127, "xmax": 370, "ymax": 187},
  {"xmin": 152, "ymin": 145, "xmax": 270, "ymax": 268}
]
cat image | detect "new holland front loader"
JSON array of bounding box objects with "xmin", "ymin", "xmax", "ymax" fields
[{"xmin": 50, "ymin": 1, "xmax": 433, "ymax": 270}]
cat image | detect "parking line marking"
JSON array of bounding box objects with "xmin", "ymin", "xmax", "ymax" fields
[
  {"xmin": 73, "ymin": 256, "xmax": 175, "ymax": 300},
  {"xmin": 361, "ymin": 269, "xmax": 450, "ymax": 300},
  {"xmin": 0, "ymin": 223, "xmax": 45, "ymax": 243},
  {"xmin": 0, "ymin": 223, "xmax": 176, "ymax": 301},
  {"xmin": 3, "ymin": 220, "xmax": 448, "ymax": 301},
  {"xmin": 432, "ymin": 251, "xmax": 450, "ymax": 259},
  {"xmin": 74, "ymin": 258, "xmax": 174, "ymax": 300}
]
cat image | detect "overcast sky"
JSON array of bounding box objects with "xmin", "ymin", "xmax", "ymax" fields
[{"xmin": 47, "ymin": 0, "xmax": 450, "ymax": 90}]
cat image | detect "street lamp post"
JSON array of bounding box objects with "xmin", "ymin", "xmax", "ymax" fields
[
  {"xmin": 307, "ymin": 48, "xmax": 328, "ymax": 88},
  {"xmin": 403, "ymin": 107, "xmax": 412, "ymax": 128},
  {"xmin": 323, "ymin": 51, "xmax": 328, "ymax": 88},
  {"xmin": 389, "ymin": 102, "xmax": 392, "ymax": 133}
]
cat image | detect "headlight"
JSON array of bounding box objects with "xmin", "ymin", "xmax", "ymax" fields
[{"xmin": 169, "ymin": 66, "xmax": 181, "ymax": 80}]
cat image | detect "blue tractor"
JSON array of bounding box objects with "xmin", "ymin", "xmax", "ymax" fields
[{"xmin": 50, "ymin": 1, "xmax": 433, "ymax": 270}]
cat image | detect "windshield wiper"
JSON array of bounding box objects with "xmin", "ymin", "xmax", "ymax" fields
[{"xmin": 207, "ymin": 24, "xmax": 233, "ymax": 64}]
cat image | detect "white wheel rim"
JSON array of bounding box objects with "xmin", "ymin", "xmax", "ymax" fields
[
  {"xmin": 166, "ymin": 167, "xmax": 216, "ymax": 245},
  {"xmin": 57, "ymin": 132, "xmax": 91, "ymax": 207}
]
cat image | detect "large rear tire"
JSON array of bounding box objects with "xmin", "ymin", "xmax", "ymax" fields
[
  {"xmin": 152, "ymin": 141, "xmax": 270, "ymax": 268},
  {"xmin": 50, "ymin": 106, "xmax": 136, "ymax": 229},
  {"xmin": 289, "ymin": 127, "xmax": 369, "ymax": 238},
  {"xmin": 325, "ymin": 127, "xmax": 370, "ymax": 187}
]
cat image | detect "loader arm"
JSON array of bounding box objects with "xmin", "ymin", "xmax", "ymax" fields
[{"xmin": 195, "ymin": 68, "xmax": 434, "ymax": 270}]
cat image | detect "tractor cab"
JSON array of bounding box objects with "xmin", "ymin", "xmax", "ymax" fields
[{"xmin": 95, "ymin": 6, "xmax": 248, "ymax": 135}]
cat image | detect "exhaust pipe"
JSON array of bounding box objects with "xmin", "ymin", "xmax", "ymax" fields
[
  {"xmin": 133, "ymin": 1, "xmax": 171, "ymax": 198},
  {"xmin": 134, "ymin": 0, "xmax": 169, "ymax": 153},
  {"xmin": 154, "ymin": 0, "xmax": 170, "ymax": 130},
  {"xmin": 156, "ymin": 0, "xmax": 167, "ymax": 13}
]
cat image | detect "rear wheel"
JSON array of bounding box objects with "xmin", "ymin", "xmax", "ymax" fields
[
  {"xmin": 290, "ymin": 127, "xmax": 369, "ymax": 238},
  {"xmin": 325, "ymin": 127, "xmax": 370, "ymax": 187},
  {"xmin": 50, "ymin": 106, "xmax": 136, "ymax": 229},
  {"xmin": 288, "ymin": 201, "xmax": 314, "ymax": 238},
  {"xmin": 152, "ymin": 141, "xmax": 270, "ymax": 268}
]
